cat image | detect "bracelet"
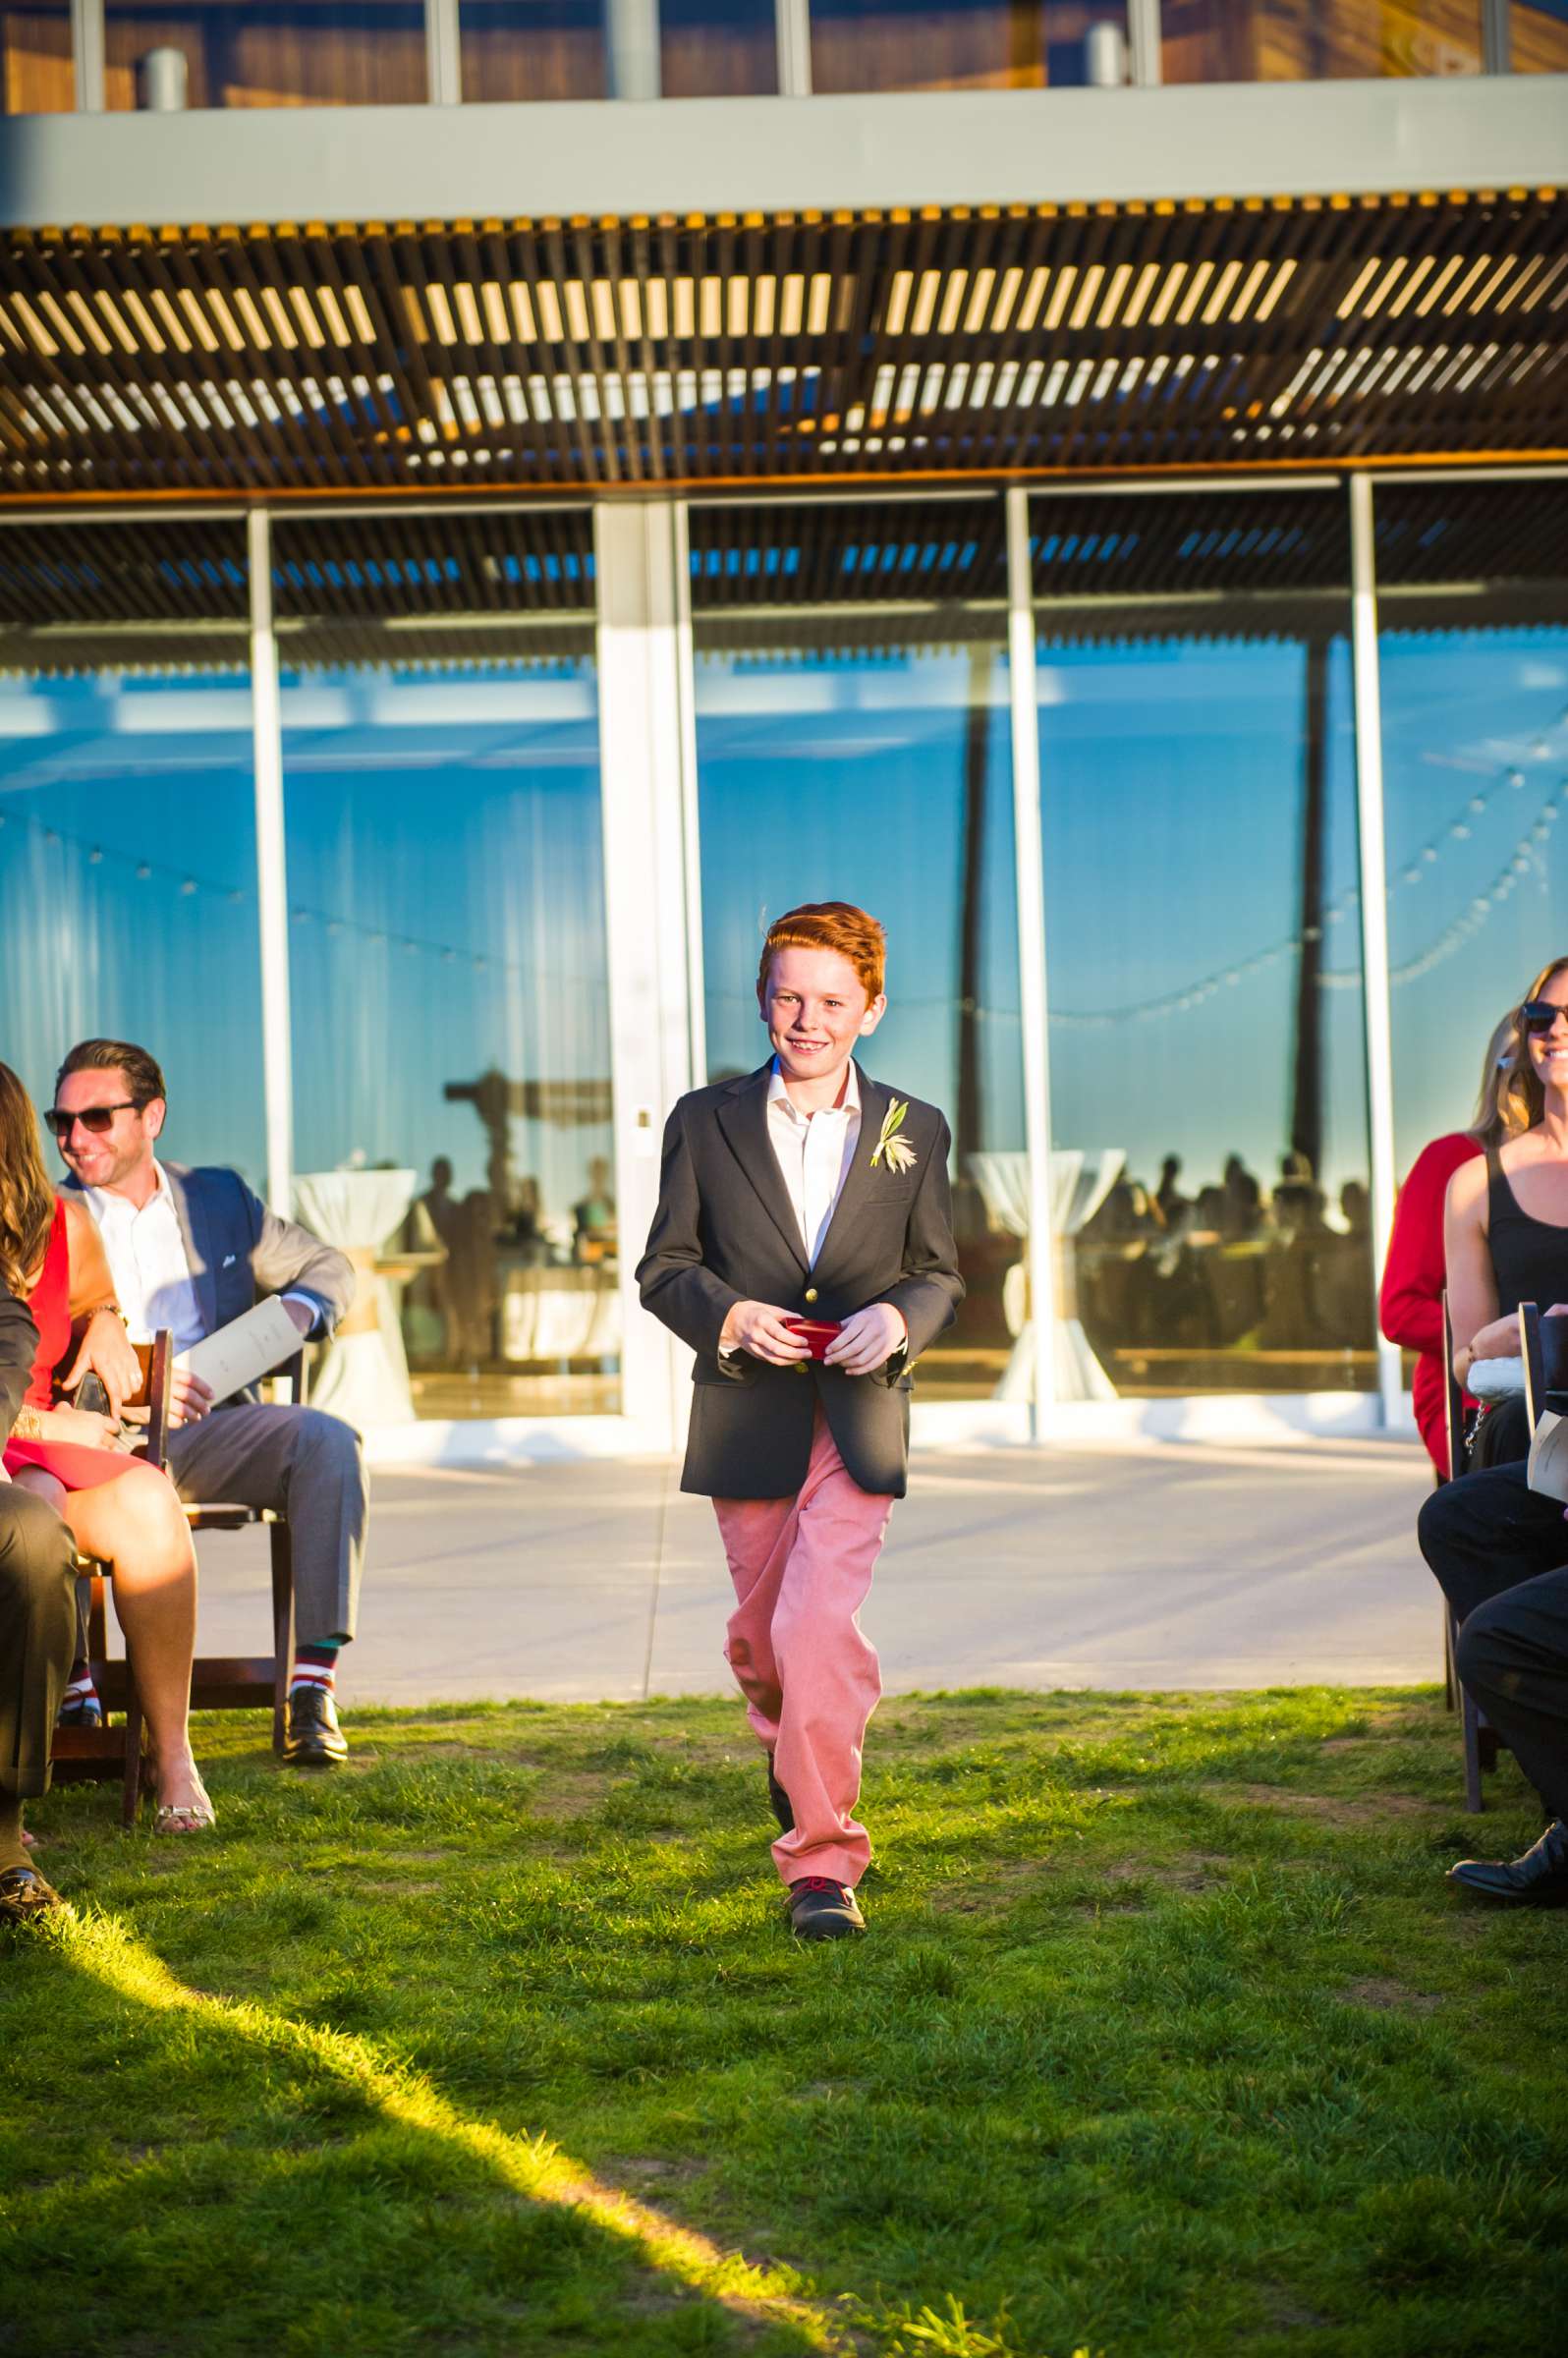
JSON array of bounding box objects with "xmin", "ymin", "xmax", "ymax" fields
[{"xmin": 11, "ymin": 1405, "xmax": 42, "ymax": 1439}]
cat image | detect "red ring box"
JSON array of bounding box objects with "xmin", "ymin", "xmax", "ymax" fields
[{"xmin": 783, "ymin": 1317, "xmax": 842, "ymax": 1361}]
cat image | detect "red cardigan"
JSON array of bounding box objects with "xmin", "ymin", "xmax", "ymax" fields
[{"xmin": 1379, "ymin": 1130, "xmax": 1480, "ymax": 1478}]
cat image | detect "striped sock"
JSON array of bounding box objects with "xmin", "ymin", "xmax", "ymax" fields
[
  {"xmin": 289, "ymin": 1641, "xmax": 341, "ymax": 1698},
  {"xmin": 63, "ymin": 1662, "xmax": 100, "ymax": 1711}
]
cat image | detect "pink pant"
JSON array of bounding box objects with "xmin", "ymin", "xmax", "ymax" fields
[{"xmin": 713, "ymin": 1410, "xmax": 893, "ymax": 1888}]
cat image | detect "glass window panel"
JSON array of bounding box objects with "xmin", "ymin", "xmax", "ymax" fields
[
  {"xmin": 1377, "ymin": 479, "xmax": 1568, "ymax": 1183},
  {"xmin": 692, "ymin": 498, "xmax": 1025, "ymax": 1405},
  {"xmin": 459, "ymin": 0, "xmax": 604, "ymax": 100},
  {"xmin": 0, "ymin": 524, "xmax": 264, "ymax": 1183},
  {"xmin": 811, "ymin": 1, "xmax": 1130, "ymax": 93},
  {"xmin": 1161, "ymin": 0, "xmax": 1483, "ymax": 82},
  {"xmin": 3, "ymin": 2, "xmax": 73, "ymax": 111},
  {"xmin": 1035, "ymin": 490, "xmax": 1372, "ymax": 1398},
  {"xmin": 103, "ymin": 0, "xmax": 427, "ymax": 110},
  {"xmin": 662, "ymin": 0, "xmax": 777, "ymax": 96},
  {"xmin": 1514, "ymin": 0, "xmax": 1568, "ymax": 69},
  {"xmin": 275, "ymin": 513, "xmax": 615, "ymax": 1422}
]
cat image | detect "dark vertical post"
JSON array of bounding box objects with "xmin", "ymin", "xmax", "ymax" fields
[
  {"xmin": 956, "ymin": 639, "xmax": 991, "ymax": 1167},
  {"xmin": 1291, "ymin": 631, "xmax": 1328, "ymax": 1178}
]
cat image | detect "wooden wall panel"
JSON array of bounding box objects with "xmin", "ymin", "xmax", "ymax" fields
[
  {"xmin": 1513, "ymin": 0, "xmax": 1568, "ymax": 70},
  {"xmin": 1163, "ymin": 0, "xmax": 1484, "ymax": 84},
  {"xmin": 662, "ymin": 0, "xmax": 776, "ymax": 98},
  {"xmin": 811, "ymin": 2, "xmax": 1124, "ymax": 95},
  {"xmin": 459, "ymin": 1, "xmax": 604, "ymax": 102},
  {"xmin": 2, "ymin": 5, "xmax": 73, "ymax": 113},
  {"xmin": 102, "ymin": 2, "xmax": 428, "ymax": 111}
]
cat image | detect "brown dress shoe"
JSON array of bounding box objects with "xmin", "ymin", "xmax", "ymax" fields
[{"xmin": 0, "ymin": 1863, "xmax": 66, "ymax": 1928}]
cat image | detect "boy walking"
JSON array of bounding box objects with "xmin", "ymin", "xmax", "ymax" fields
[{"xmin": 638, "ymin": 903, "xmax": 963, "ymax": 1938}]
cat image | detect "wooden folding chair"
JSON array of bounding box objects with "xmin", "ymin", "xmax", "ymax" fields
[{"xmin": 49, "ymin": 1332, "xmax": 302, "ymax": 1825}]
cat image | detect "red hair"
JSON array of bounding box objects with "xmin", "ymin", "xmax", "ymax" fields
[{"xmin": 757, "ymin": 902, "xmax": 886, "ymax": 1001}]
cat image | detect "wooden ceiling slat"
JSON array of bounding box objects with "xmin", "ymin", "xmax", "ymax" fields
[
  {"xmin": 221, "ymin": 231, "xmax": 327, "ymax": 490},
  {"xmin": 502, "ymin": 225, "xmax": 584, "ymax": 489}
]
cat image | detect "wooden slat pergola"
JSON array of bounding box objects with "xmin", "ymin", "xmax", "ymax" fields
[{"xmin": 0, "ymin": 184, "xmax": 1563, "ymax": 503}]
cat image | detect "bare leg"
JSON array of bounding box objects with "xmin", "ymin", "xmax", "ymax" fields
[{"xmin": 59, "ymin": 1466, "xmax": 208, "ymax": 1825}]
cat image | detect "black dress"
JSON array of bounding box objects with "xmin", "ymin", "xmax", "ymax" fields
[{"xmin": 1469, "ymin": 1147, "xmax": 1568, "ymax": 1468}]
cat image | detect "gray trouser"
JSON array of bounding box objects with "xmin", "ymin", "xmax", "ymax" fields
[
  {"xmin": 0, "ymin": 1486, "xmax": 78, "ymax": 1802},
  {"xmin": 166, "ymin": 1404, "xmax": 368, "ymax": 1645}
]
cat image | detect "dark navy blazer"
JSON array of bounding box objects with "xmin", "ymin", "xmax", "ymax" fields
[{"xmin": 637, "ymin": 1061, "xmax": 963, "ymax": 1498}]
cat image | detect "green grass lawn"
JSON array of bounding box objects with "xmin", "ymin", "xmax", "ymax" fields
[{"xmin": 5, "ymin": 1688, "xmax": 1566, "ymax": 2358}]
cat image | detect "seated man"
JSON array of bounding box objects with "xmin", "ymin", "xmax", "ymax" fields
[
  {"xmin": 1449, "ymin": 1567, "xmax": 1568, "ymax": 1904},
  {"xmin": 1419, "ymin": 1465, "xmax": 1568, "ymax": 1903},
  {"xmin": 1, "ymin": 1281, "xmax": 80, "ymax": 1926},
  {"xmin": 51, "ymin": 1039, "xmax": 367, "ymax": 1768}
]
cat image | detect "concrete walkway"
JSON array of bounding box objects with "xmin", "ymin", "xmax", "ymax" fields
[{"xmin": 185, "ymin": 1435, "xmax": 1439, "ymax": 1708}]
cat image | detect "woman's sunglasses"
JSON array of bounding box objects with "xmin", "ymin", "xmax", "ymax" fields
[
  {"xmin": 1520, "ymin": 1000, "xmax": 1568, "ymax": 1037},
  {"xmin": 45, "ymin": 1100, "xmax": 140, "ymax": 1140}
]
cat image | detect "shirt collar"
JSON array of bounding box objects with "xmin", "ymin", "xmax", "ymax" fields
[
  {"xmin": 84, "ymin": 1159, "xmax": 173, "ymax": 1222},
  {"xmin": 766, "ymin": 1058, "xmax": 861, "ymax": 1124}
]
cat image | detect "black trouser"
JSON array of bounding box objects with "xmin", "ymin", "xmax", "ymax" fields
[
  {"xmin": 0, "ymin": 1487, "xmax": 78, "ymax": 1805},
  {"xmin": 1455, "ymin": 1569, "xmax": 1568, "ymax": 1822},
  {"xmin": 1417, "ymin": 1460, "xmax": 1568, "ymax": 1625}
]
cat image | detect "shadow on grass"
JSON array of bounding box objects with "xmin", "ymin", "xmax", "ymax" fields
[{"xmin": 28, "ymin": 1906, "xmax": 851, "ymax": 2358}]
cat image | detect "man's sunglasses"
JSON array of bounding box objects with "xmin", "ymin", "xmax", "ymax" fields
[
  {"xmin": 1521, "ymin": 1000, "xmax": 1568, "ymax": 1037},
  {"xmin": 45, "ymin": 1100, "xmax": 140, "ymax": 1140}
]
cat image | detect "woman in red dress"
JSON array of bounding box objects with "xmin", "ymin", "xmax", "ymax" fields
[
  {"xmin": 1379, "ymin": 1009, "xmax": 1516, "ymax": 1480},
  {"xmin": 0, "ymin": 1063, "xmax": 211, "ymax": 1830}
]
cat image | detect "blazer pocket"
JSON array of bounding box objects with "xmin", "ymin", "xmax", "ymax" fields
[{"xmin": 693, "ymin": 1356, "xmax": 756, "ymax": 1387}]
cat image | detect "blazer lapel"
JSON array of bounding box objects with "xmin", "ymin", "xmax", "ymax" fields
[
  {"xmin": 812, "ymin": 1067, "xmax": 892, "ymax": 1279},
  {"xmin": 164, "ymin": 1163, "xmax": 219, "ymax": 1338},
  {"xmin": 714, "ymin": 1066, "xmax": 811, "ymax": 1276}
]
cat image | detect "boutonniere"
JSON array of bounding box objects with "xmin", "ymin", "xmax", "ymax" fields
[{"xmin": 869, "ymin": 1098, "xmax": 918, "ymax": 1175}]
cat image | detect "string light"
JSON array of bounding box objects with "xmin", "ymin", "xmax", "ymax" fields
[
  {"xmin": 1053, "ymin": 755, "xmax": 1566, "ymax": 1030},
  {"xmin": 7, "ymin": 710, "xmax": 1565, "ymax": 1024},
  {"xmin": 3, "ymin": 807, "xmax": 533, "ymax": 978}
]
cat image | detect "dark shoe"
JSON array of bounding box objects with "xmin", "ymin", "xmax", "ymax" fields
[
  {"xmin": 785, "ymin": 1877, "xmax": 866, "ymax": 1940},
  {"xmin": 283, "ymin": 1686, "xmax": 348, "ymax": 1768},
  {"xmin": 0, "ymin": 1863, "xmax": 66, "ymax": 1928},
  {"xmin": 765, "ymin": 1754, "xmax": 794, "ymax": 1834},
  {"xmin": 56, "ymin": 1690, "xmax": 103, "ymax": 1730},
  {"xmin": 1448, "ymin": 1817, "xmax": 1568, "ymax": 1905}
]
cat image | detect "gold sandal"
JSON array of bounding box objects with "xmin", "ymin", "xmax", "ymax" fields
[{"xmin": 152, "ymin": 1768, "xmax": 215, "ymax": 1834}]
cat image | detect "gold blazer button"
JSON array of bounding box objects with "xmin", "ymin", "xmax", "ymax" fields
[{"xmin": 804, "ymin": 1287, "xmax": 818, "ymax": 1304}]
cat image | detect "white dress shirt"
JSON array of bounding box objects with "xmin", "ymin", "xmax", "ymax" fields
[
  {"xmin": 765, "ymin": 1057, "xmax": 862, "ymax": 1267},
  {"xmin": 81, "ymin": 1162, "xmax": 205, "ymax": 1349},
  {"xmin": 79, "ymin": 1161, "xmax": 320, "ymax": 1349}
]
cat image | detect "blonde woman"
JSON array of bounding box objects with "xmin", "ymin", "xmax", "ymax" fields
[
  {"xmin": 0, "ymin": 1062, "xmax": 211, "ymax": 1830},
  {"xmin": 1443, "ymin": 957, "xmax": 1568, "ymax": 1468}
]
